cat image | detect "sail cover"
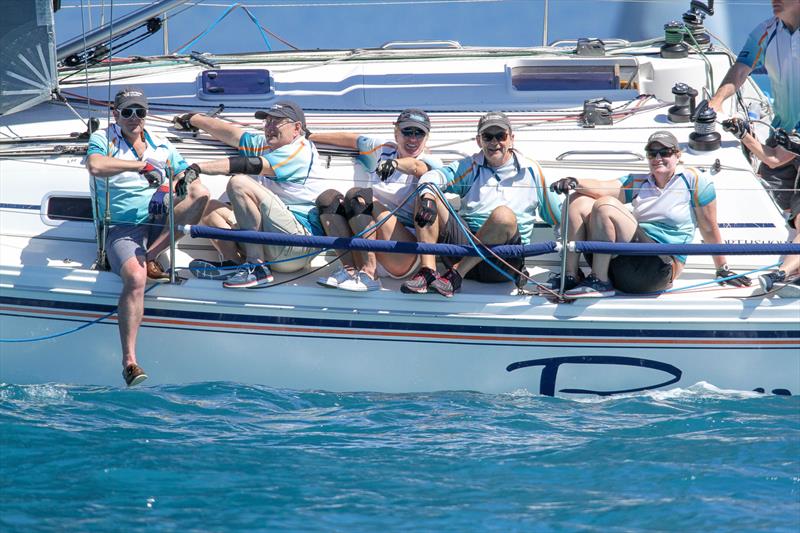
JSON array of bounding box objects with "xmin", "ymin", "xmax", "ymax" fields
[{"xmin": 0, "ymin": 0, "xmax": 58, "ymax": 116}]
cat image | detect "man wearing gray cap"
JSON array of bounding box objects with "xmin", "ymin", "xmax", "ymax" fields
[
  {"xmin": 401, "ymin": 111, "xmax": 563, "ymax": 297},
  {"xmin": 174, "ymin": 100, "xmax": 338, "ymax": 288},
  {"xmin": 548, "ymin": 130, "xmax": 750, "ymax": 298},
  {"xmin": 86, "ymin": 87, "xmax": 211, "ymax": 386}
]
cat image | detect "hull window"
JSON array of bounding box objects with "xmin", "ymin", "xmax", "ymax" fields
[
  {"xmin": 511, "ymin": 65, "xmax": 620, "ymax": 91},
  {"xmin": 46, "ymin": 196, "xmax": 93, "ymax": 223}
]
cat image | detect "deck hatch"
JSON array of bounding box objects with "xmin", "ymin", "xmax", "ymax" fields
[
  {"xmin": 199, "ymin": 69, "xmax": 271, "ymax": 98},
  {"xmin": 511, "ymin": 65, "xmax": 620, "ymax": 91}
]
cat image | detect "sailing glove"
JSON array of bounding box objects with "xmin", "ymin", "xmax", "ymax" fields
[
  {"xmin": 149, "ymin": 185, "xmax": 170, "ymax": 216},
  {"xmin": 715, "ymin": 264, "xmax": 752, "ymax": 287},
  {"xmin": 173, "ymin": 113, "xmax": 199, "ymax": 132},
  {"xmin": 175, "ymin": 163, "xmax": 201, "ymax": 198},
  {"xmin": 140, "ymin": 162, "xmax": 165, "ymax": 187},
  {"xmin": 415, "ymin": 197, "xmax": 438, "ymax": 227},
  {"xmin": 773, "ymin": 128, "xmax": 800, "ymax": 156},
  {"xmin": 375, "ymin": 159, "xmax": 398, "ymax": 181},
  {"xmin": 550, "ymin": 177, "xmax": 578, "ymax": 194},
  {"xmin": 721, "ymin": 118, "xmax": 750, "ymax": 139}
]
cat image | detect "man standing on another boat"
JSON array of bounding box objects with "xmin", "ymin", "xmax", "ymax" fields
[
  {"xmin": 401, "ymin": 111, "xmax": 562, "ymax": 297},
  {"xmin": 709, "ymin": 0, "xmax": 800, "ymax": 210},
  {"xmin": 86, "ymin": 87, "xmax": 211, "ymax": 386},
  {"xmin": 174, "ymin": 101, "xmax": 338, "ymax": 288},
  {"xmin": 308, "ymin": 109, "xmax": 442, "ymax": 291}
]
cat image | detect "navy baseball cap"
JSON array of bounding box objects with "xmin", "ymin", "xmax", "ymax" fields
[
  {"xmin": 114, "ymin": 87, "xmax": 148, "ymax": 109},
  {"xmin": 255, "ymin": 100, "xmax": 306, "ymax": 127}
]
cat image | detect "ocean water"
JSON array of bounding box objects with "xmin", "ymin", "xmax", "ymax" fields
[{"xmin": 1, "ymin": 382, "xmax": 798, "ymax": 531}]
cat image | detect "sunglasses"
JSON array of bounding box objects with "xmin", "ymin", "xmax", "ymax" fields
[
  {"xmin": 119, "ymin": 107, "xmax": 147, "ymax": 119},
  {"xmin": 646, "ymin": 147, "xmax": 676, "ymax": 159},
  {"xmin": 400, "ymin": 128, "xmax": 426, "ymax": 139},
  {"xmin": 481, "ymin": 131, "xmax": 508, "ymax": 142}
]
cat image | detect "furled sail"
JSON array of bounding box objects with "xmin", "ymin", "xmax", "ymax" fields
[{"xmin": 0, "ymin": 0, "xmax": 58, "ymax": 116}]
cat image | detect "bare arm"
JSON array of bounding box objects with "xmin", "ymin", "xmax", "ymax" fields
[
  {"xmin": 86, "ymin": 153, "xmax": 146, "ymax": 177},
  {"xmin": 574, "ymin": 178, "xmax": 624, "ymax": 201},
  {"xmin": 709, "ymin": 62, "xmax": 753, "ymax": 113},
  {"xmin": 396, "ymin": 157, "xmax": 431, "ymax": 178},
  {"xmin": 306, "ymin": 132, "xmax": 359, "ymax": 149},
  {"xmin": 189, "ymin": 114, "xmax": 247, "ymax": 148},
  {"xmin": 740, "ymin": 133, "xmax": 796, "ymax": 169},
  {"xmin": 694, "ymin": 199, "xmax": 728, "ymax": 269}
]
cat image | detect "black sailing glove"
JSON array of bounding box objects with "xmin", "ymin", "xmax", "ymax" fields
[
  {"xmin": 721, "ymin": 118, "xmax": 751, "ymax": 139},
  {"xmin": 375, "ymin": 159, "xmax": 398, "ymax": 181},
  {"xmin": 415, "ymin": 197, "xmax": 438, "ymax": 228},
  {"xmin": 175, "ymin": 163, "xmax": 201, "ymax": 198},
  {"xmin": 715, "ymin": 264, "xmax": 752, "ymax": 287},
  {"xmin": 549, "ymin": 177, "xmax": 578, "ymax": 195},
  {"xmin": 173, "ymin": 113, "xmax": 199, "ymax": 132}
]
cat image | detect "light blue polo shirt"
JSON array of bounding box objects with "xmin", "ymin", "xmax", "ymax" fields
[
  {"xmin": 87, "ymin": 125, "xmax": 188, "ymax": 225},
  {"xmin": 737, "ymin": 17, "xmax": 800, "ymax": 130},
  {"xmin": 418, "ymin": 150, "xmax": 562, "ymax": 244}
]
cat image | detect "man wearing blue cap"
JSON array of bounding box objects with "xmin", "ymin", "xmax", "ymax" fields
[{"xmin": 175, "ymin": 100, "xmax": 339, "ymax": 288}]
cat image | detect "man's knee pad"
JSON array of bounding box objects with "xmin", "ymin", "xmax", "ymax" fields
[
  {"xmin": 344, "ymin": 187, "xmax": 373, "ymax": 218},
  {"xmin": 315, "ymin": 189, "xmax": 345, "ymax": 216}
]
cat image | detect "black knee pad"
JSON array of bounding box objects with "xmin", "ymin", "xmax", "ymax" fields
[
  {"xmin": 344, "ymin": 187, "xmax": 373, "ymax": 218},
  {"xmin": 315, "ymin": 189, "xmax": 345, "ymax": 216}
]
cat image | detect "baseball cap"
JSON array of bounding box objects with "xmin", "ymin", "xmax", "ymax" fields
[
  {"xmin": 254, "ymin": 100, "xmax": 306, "ymax": 127},
  {"xmin": 114, "ymin": 87, "xmax": 148, "ymax": 109},
  {"xmin": 395, "ymin": 109, "xmax": 431, "ymax": 133},
  {"xmin": 645, "ymin": 131, "xmax": 679, "ymax": 150},
  {"xmin": 477, "ymin": 111, "xmax": 512, "ymax": 133}
]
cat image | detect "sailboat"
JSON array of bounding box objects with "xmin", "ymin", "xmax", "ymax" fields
[{"xmin": 1, "ymin": 0, "xmax": 797, "ymax": 395}]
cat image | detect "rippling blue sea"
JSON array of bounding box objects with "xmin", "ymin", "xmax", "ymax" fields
[{"xmin": 1, "ymin": 382, "xmax": 798, "ymax": 531}]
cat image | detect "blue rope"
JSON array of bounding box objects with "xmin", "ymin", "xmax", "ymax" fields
[
  {"xmin": 0, "ymin": 285, "xmax": 158, "ymax": 343},
  {"xmin": 175, "ymin": 3, "xmax": 272, "ymax": 55}
]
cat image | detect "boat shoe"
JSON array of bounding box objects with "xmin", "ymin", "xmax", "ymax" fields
[
  {"xmin": 123, "ymin": 363, "xmax": 148, "ymax": 387},
  {"xmin": 317, "ymin": 266, "xmax": 355, "ymax": 288},
  {"xmin": 146, "ymin": 260, "xmax": 170, "ymax": 282},
  {"xmin": 563, "ymin": 274, "xmax": 616, "ymax": 298},
  {"xmin": 545, "ymin": 270, "xmax": 585, "ymax": 292},
  {"xmin": 401, "ymin": 267, "xmax": 440, "ymax": 294},
  {"xmin": 223, "ymin": 264, "xmax": 274, "ymax": 289},
  {"xmin": 189, "ymin": 259, "xmax": 240, "ymax": 281},
  {"xmin": 338, "ymin": 271, "xmax": 381, "ymax": 292}
]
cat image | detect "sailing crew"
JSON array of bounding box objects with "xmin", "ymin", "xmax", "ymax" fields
[
  {"xmin": 174, "ymin": 101, "xmax": 341, "ymax": 288},
  {"xmin": 548, "ymin": 131, "xmax": 752, "ymax": 298},
  {"xmin": 85, "ymin": 87, "xmax": 211, "ymax": 386},
  {"xmin": 709, "ymin": 0, "xmax": 800, "ymax": 214},
  {"xmin": 307, "ymin": 109, "xmax": 442, "ymax": 291},
  {"xmin": 401, "ymin": 111, "xmax": 562, "ymax": 297}
]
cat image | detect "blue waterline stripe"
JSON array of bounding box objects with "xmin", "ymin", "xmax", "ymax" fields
[
  {"xmin": 0, "ymin": 203, "xmax": 40, "ymax": 210},
  {"xmin": 2, "ymin": 296, "xmax": 798, "ymax": 340}
]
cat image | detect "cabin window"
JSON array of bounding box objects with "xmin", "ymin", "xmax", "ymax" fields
[
  {"xmin": 511, "ymin": 65, "xmax": 620, "ymax": 91},
  {"xmin": 200, "ymin": 69, "xmax": 271, "ymax": 96},
  {"xmin": 46, "ymin": 196, "xmax": 93, "ymax": 222}
]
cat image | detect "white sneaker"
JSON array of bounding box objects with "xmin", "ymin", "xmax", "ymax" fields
[
  {"xmin": 338, "ymin": 271, "xmax": 382, "ymax": 292},
  {"xmin": 317, "ymin": 266, "xmax": 354, "ymax": 288}
]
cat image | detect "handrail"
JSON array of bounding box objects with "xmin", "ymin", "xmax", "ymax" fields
[
  {"xmin": 556, "ymin": 150, "xmax": 644, "ymax": 162},
  {"xmin": 380, "ymin": 40, "xmax": 462, "ymax": 50},
  {"xmin": 549, "ymin": 39, "xmax": 630, "ymax": 48}
]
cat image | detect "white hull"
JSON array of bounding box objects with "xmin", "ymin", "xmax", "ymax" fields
[{"xmin": 2, "ymin": 17, "xmax": 798, "ymax": 395}]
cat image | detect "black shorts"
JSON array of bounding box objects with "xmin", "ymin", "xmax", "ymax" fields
[
  {"xmin": 758, "ymin": 157, "xmax": 800, "ymax": 212},
  {"xmin": 789, "ymin": 190, "xmax": 800, "ymax": 229},
  {"xmin": 607, "ymin": 226, "xmax": 675, "ymax": 294},
  {"xmin": 439, "ymin": 214, "xmax": 523, "ymax": 283}
]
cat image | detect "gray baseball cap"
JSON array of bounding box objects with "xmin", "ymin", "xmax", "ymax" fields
[
  {"xmin": 395, "ymin": 109, "xmax": 431, "ymax": 133},
  {"xmin": 477, "ymin": 111, "xmax": 512, "ymax": 133},
  {"xmin": 645, "ymin": 131, "xmax": 679, "ymax": 150}
]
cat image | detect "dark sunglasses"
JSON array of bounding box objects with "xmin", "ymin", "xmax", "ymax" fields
[
  {"xmin": 400, "ymin": 128, "xmax": 426, "ymax": 139},
  {"xmin": 646, "ymin": 147, "xmax": 676, "ymax": 159},
  {"xmin": 120, "ymin": 107, "xmax": 147, "ymax": 119},
  {"xmin": 481, "ymin": 131, "xmax": 508, "ymax": 142}
]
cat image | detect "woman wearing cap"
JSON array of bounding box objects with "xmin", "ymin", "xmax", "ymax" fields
[
  {"xmin": 549, "ymin": 130, "xmax": 751, "ymax": 298},
  {"xmin": 306, "ymin": 109, "xmax": 442, "ymax": 291}
]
